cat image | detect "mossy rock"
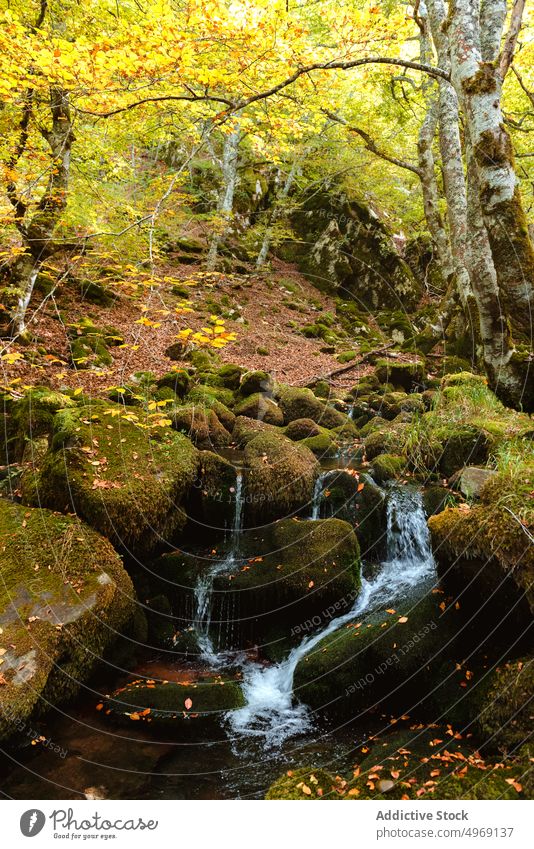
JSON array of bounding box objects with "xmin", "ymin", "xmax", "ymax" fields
[
  {"xmin": 233, "ymin": 392, "xmax": 284, "ymax": 426},
  {"xmin": 313, "ymin": 471, "xmax": 387, "ymax": 561},
  {"xmin": 244, "ymin": 430, "xmax": 319, "ymax": 523},
  {"xmin": 434, "ymin": 423, "xmax": 491, "ymax": 477},
  {"xmin": 382, "ymin": 391, "xmax": 425, "ymax": 420},
  {"xmin": 157, "ymin": 369, "xmax": 191, "ymax": 399},
  {"xmin": 185, "ymin": 391, "xmax": 235, "ymax": 432},
  {"xmin": 0, "ymin": 500, "xmax": 135, "ymax": 741},
  {"xmin": 4, "ymin": 386, "xmax": 76, "ymax": 462},
  {"xmin": 473, "ymin": 659, "xmax": 534, "ymax": 751},
  {"xmin": 170, "ymin": 404, "xmax": 232, "ymax": 448},
  {"xmin": 284, "ymin": 418, "xmax": 322, "ymax": 441},
  {"xmin": 277, "ymin": 385, "xmax": 347, "ymax": 429},
  {"xmin": 238, "ymin": 370, "xmax": 274, "ymax": 396},
  {"xmin": 423, "ymin": 485, "xmax": 454, "ymax": 516},
  {"xmin": 371, "ymin": 453, "xmax": 406, "ymax": 483},
  {"xmin": 232, "ymin": 415, "xmax": 280, "ymax": 447},
  {"xmin": 364, "ymin": 426, "xmax": 403, "ymax": 460},
  {"xmin": 301, "ymin": 431, "xmax": 338, "ymax": 458},
  {"xmin": 374, "ymin": 359, "xmax": 425, "ymax": 391},
  {"xmin": 212, "ymin": 518, "xmax": 360, "ymax": 651},
  {"xmin": 187, "ymin": 450, "xmax": 239, "ymax": 535},
  {"xmin": 293, "ymin": 592, "xmax": 461, "ymax": 720},
  {"xmin": 187, "ymin": 384, "xmax": 235, "ymax": 409},
  {"xmin": 104, "ymin": 676, "xmax": 245, "ymax": 729},
  {"xmin": 428, "ymin": 472, "xmax": 534, "ymax": 642},
  {"xmin": 266, "ymin": 730, "xmax": 527, "ymax": 799},
  {"xmin": 20, "ymin": 403, "xmax": 199, "ymax": 553},
  {"xmin": 312, "ymin": 380, "xmax": 331, "ymax": 399},
  {"xmin": 145, "ymin": 594, "xmax": 175, "ymax": 648},
  {"xmin": 78, "ymin": 278, "xmax": 115, "ymax": 307},
  {"xmin": 441, "ymin": 371, "xmax": 486, "ymax": 389},
  {"xmin": 216, "ymin": 363, "xmax": 244, "ymax": 390}
]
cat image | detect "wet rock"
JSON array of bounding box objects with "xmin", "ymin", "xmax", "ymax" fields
[{"xmin": 455, "ymin": 465, "xmax": 497, "ymax": 500}]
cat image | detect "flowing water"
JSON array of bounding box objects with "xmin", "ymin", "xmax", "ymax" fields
[
  {"xmin": 0, "ymin": 480, "xmax": 437, "ymax": 799},
  {"xmin": 227, "ymin": 485, "xmax": 435, "ymax": 748},
  {"xmin": 193, "ymin": 470, "xmax": 244, "ymax": 663}
]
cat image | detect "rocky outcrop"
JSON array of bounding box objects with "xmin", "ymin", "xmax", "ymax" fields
[{"xmin": 278, "ymin": 188, "xmax": 421, "ymax": 310}]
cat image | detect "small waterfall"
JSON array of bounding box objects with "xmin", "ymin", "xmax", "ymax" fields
[
  {"xmin": 310, "ymin": 472, "xmax": 329, "ymax": 520},
  {"xmin": 193, "ymin": 470, "xmax": 244, "ymax": 661},
  {"xmin": 228, "ymin": 484, "xmax": 436, "ymax": 747}
]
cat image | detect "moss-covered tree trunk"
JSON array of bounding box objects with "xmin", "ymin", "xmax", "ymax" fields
[{"xmin": 448, "ymin": 0, "xmax": 534, "ymax": 342}]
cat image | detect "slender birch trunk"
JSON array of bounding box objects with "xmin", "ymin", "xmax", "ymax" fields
[
  {"xmin": 448, "ymin": 0, "xmax": 534, "ymax": 341},
  {"xmin": 256, "ymin": 159, "xmax": 298, "ymax": 269},
  {"xmin": 206, "ymin": 122, "xmax": 242, "ymax": 271}
]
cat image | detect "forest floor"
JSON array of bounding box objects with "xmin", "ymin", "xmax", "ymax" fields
[{"xmin": 0, "ymin": 255, "xmax": 406, "ymax": 396}]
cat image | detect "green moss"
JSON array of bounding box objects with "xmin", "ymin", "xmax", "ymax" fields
[
  {"xmin": 370, "ymin": 453, "xmax": 406, "ymax": 483},
  {"xmin": 171, "ymin": 403, "xmax": 232, "ymax": 448},
  {"xmin": 233, "ymin": 393, "xmax": 284, "ymax": 426},
  {"xmin": 301, "ymin": 431, "xmax": 337, "ymax": 457},
  {"xmin": 277, "ymin": 385, "xmax": 347, "ymax": 429},
  {"xmin": 5, "ymin": 386, "xmax": 76, "ymax": 461},
  {"xmin": 284, "ymin": 418, "xmax": 321, "ymax": 440},
  {"xmin": 212, "ymin": 518, "xmax": 360, "ymax": 651},
  {"xmin": 293, "ymin": 593, "xmax": 461, "ymax": 719},
  {"xmin": 104, "ymin": 676, "xmax": 245, "ymax": 727},
  {"xmin": 157, "ymin": 369, "xmax": 191, "ymax": 398},
  {"xmin": 336, "ymin": 350, "xmax": 358, "ymax": 364},
  {"xmin": 216, "ymin": 363, "xmax": 244, "ymax": 390},
  {"xmin": 239, "ymin": 369, "xmax": 274, "ymax": 396},
  {"xmin": 244, "ymin": 430, "xmax": 318, "ymax": 522},
  {"xmin": 375, "ymin": 358, "xmax": 425, "ymax": 390},
  {"xmin": 188, "ymin": 450, "xmax": 238, "ymax": 532},
  {"xmin": 21, "ymin": 403, "xmax": 199, "ymax": 552},
  {"xmin": 0, "ymin": 499, "xmax": 134, "ymax": 741}
]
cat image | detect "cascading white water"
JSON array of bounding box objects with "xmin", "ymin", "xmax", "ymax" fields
[
  {"xmin": 193, "ymin": 470, "xmax": 244, "ymax": 661},
  {"xmin": 310, "ymin": 472, "xmax": 329, "ymax": 520},
  {"xmin": 227, "ymin": 485, "xmax": 436, "ymax": 748}
]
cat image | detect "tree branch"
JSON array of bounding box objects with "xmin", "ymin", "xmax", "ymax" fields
[
  {"xmin": 512, "ymin": 65, "xmax": 534, "ymax": 107},
  {"xmin": 499, "ymin": 0, "xmax": 526, "ymax": 79},
  {"xmin": 77, "ymin": 57, "xmax": 449, "ymax": 120},
  {"xmin": 322, "ymin": 108, "xmax": 422, "ymax": 176}
]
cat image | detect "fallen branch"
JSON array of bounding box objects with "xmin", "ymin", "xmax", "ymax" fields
[{"xmin": 299, "ymin": 342, "xmax": 396, "ymax": 387}]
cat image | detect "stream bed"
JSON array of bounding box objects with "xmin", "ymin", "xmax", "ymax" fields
[{"xmin": 0, "ymin": 453, "xmax": 440, "ymax": 800}]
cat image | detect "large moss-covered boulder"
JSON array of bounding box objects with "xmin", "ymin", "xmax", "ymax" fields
[
  {"xmin": 186, "ymin": 450, "xmax": 239, "ymax": 536},
  {"xmin": 20, "ymin": 403, "xmax": 199, "ymax": 552},
  {"xmin": 103, "ymin": 675, "xmax": 244, "ymax": 730},
  {"xmin": 278, "ymin": 189, "xmax": 420, "ymax": 310},
  {"xmin": 428, "ymin": 469, "xmax": 534, "ymax": 639},
  {"xmin": 370, "ymin": 453, "xmax": 406, "ymax": 483},
  {"xmin": 233, "ymin": 393, "xmax": 284, "ymax": 426},
  {"xmin": 293, "ymin": 592, "xmax": 460, "ymax": 719},
  {"xmin": 0, "ymin": 500, "xmax": 135, "ymax": 741},
  {"xmin": 232, "ymin": 415, "xmax": 280, "ymax": 446},
  {"xmin": 212, "ymin": 518, "xmax": 361, "ymax": 652},
  {"xmin": 244, "ymin": 430, "xmax": 319, "ymax": 523},
  {"xmin": 170, "ymin": 403, "xmax": 232, "ymax": 448},
  {"xmin": 277, "ymin": 386, "xmax": 347, "ymax": 429}
]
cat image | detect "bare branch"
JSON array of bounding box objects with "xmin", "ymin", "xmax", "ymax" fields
[{"xmin": 499, "ymin": 0, "xmax": 526, "ymax": 78}]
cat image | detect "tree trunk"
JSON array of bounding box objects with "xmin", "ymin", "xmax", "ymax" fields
[
  {"xmin": 448, "ymin": 0, "xmax": 534, "ymax": 341},
  {"xmin": 256, "ymin": 158, "xmax": 298, "ymax": 269},
  {"xmin": 206, "ymin": 122, "xmax": 241, "ymax": 271},
  {"xmin": 427, "ymin": 0, "xmax": 473, "ymax": 313},
  {"xmin": 4, "ymin": 88, "xmax": 73, "ymax": 339},
  {"xmin": 417, "ymin": 3, "xmax": 454, "ymax": 285}
]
